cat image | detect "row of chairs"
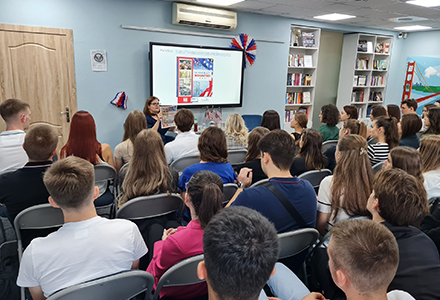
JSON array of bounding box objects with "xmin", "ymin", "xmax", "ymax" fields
[{"xmin": 44, "ymin": 227, "xmax": 320, "ymax": 300}]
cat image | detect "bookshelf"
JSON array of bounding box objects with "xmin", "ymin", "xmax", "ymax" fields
[
  {"xmin": 284, "ymin": 25, "xmax": 321, "ymax": 133},
  {"xmin": 336, "ymin": 33, "xmax": 393, "ymax": 119}
]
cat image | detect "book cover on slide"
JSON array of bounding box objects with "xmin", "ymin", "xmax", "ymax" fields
[{"xmin": 177, "ymin": 57, "xmax": 214, "ymax": 104}]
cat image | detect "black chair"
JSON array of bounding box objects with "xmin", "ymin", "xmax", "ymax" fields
[
  {"xmin": 169, "ymin": 155, "xmax": 200, "ymax": 174},
  {"xmin": 298, "ymin": 169, "xmax": 332, "ymax": 194},
  {"xmin": 372, "ymin": 161, "xmax": 384, "ymax": 174},
  {"xmin": 223, "ymin": 183, "xmax": 238, "ymax": 205},
  {"xmin": 94, "ymin": 164, "xmax": 118, "ymax": 218},
  {"xmin": 321, "ymin": 140, "xmax": 338, "ymax": 153}
]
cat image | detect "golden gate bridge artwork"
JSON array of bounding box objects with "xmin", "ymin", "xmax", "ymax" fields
[{"xmin": 402, "ymin": 57, "xmax": 440, "ymax": 112}]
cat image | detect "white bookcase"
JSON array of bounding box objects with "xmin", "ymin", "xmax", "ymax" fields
[
  {"xmin": 336, "ymin": 33, "xmax": 393, "ymax": 119},
  {"xmin": 284, "ymin": 25, "xmax": 321, "ymax": 133}
]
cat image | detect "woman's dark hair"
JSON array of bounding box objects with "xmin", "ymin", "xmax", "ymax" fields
[
  {"xmin": 343, "ymin": 105, "xmax": 358, "ymax": 120},
  {"xmin": 187, "ymin": 170, "xmax": 223, "ymax": 229},
  {"xmin": 389, "ymin": 147, "xmax": 423, "ymax": 182},
  {"xmin": 375, "ymin": 116, "xmax": 399, "ymax": 150},
  {"xmin": 343, "ymin": 119, "xmax": 368, "ymax": 139},
  {"xmin": 261, "ymin": 110, "xmax": 281, "ymax": 131},
  {"xmin": 245, "ymin": 127, "xmax": 270, "ymax": 162},
  {"xmin": 298, "ymin": 129, "xmax": 326, "ymax": 170},
  {"xmin": 143, "ymin": 96, "xmax": 159, "ymax": 117},
  {"xmin": 400, "ymin": 113, "xmax": 422, "ymax": 139},
  {"xmin": 424, "ymin": 107, "xmax": 440, "ymax": 135},
  {"xmin": 321, "ymin": 104, "xmax": 339, "ymax": 126},
  {"xmin": 371, "ymin": 106, "xmax": 387, "ymax": 119},
  {"xmin": 198, "ymin": 126, "xmax": 228, "ymax": 163},
  {"xmin": 387, "ymin": 104, "xmax": 401, "ymax": 121}
]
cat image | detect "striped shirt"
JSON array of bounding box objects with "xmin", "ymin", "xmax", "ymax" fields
[{"xmin": 368, "ymin": 142, "xmax": 389, "ymax": 166}]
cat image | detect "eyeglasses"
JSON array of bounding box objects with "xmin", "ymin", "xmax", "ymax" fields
[{"xmin": 150, "ymin": 102, "xmax": 160, "ymax": 106}]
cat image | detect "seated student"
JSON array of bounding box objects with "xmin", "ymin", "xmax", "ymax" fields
[
  {"xmin": 114, "ymin": 110, "xmax": 147, "ymax": 173},
  {"xmin": 290, "ymin": 111, "xmax": 308, "ymax": 141},
  {"xmin": 290, "ymin": 128, "xmax": 329, "ymax": 176},
  {"xmin": 382, "ymin": 146, "xmax": 423, "ymax": 182},
  {"xmin": 367, "ymin": 169, "xmax": 440, "ymax": 299},
  {"xmin": 17, "ymin": 156, "xmax": 147, "ymax": 299},
  {"xmin": 165, "ymin": 108, "xmax": 199, "ymax": 165},
  {"xmin": 436, "ymin": 100, "xmax": 440, "ymax": 107},
  {"xmin": 368, "ymin": 116, "xmax": 399, "ymax": 166},
  {"xmin": 179, "ymin": 126, "xmax": 236, "ymax": 192},
  {"xmin": 422, "ymin": 106, "xmax": 440, "ymax": 136},
  {"xmin": 318, "ymin": 104, "xmax": 339, "ymax": 142},
  {"xmin": 60, "ymin": 111, "xmax": 115, "ymax": 206},
  {"xmin": 261, "ymin": 110, "xmax": 281, "ymax": 131},
  {"xmin": 0, "ymin": 99, "xmax": 31, "ymax": 172},
  {"xmin": 324, "ymin": 119, "xmax": 367, "ymax": 171},
  {"xmin": 199, "ymin": 206, "xmax": 324, "ymax": 300},
  {"xmin": 147, "ymin": 171, "xmax": 223, "ymax": 300},
  {"xmin": 328, "ymin": 219, "xmax": 415, "ymax": 300},
  {"xmin": 317, "ymin": 135, "xmax": 373, "ymax": 234},
  {"xmin": 234, "ymin": 127, "xmax": 270, "ymax": 185},
  {"xmin": 398, "ymin": 113, "xmax": 422, "ymax": 149},
  {"xmin": 339, "ymin": 105, "xmax": 358, "ymax": 123},
  {"xmin": 400, "ymin": 98, "xmax": 418, "ymax": 115},
  {"xmin": 229, "ymin": 130, "xmax": 317, "ymax": 233},
  {"xmin": 369, "ymin": 105, "xmax": 387, "ymax": 122},
  {"xmin": 420, "ymin": 200, "xmax": 440, "ymax": 255},
  {"xmin": 420, "ymin": 135, "xmax": 440, "ymax": 199},
  {"xmin": 225, "ymin": 113, "xmax": 248, "ymax": 150},
  {"xmin": 386, "ymin": 104, "xmax": 401, "ymax": 121},
  {"xmin": 422, "ymin": 103, "xmax": 436, "ymax": 131},
  {"xmin": 0, "ymin": 124, "xmax": 57, "ymax": 224}
]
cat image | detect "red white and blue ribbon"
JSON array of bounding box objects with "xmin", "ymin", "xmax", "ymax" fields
[
  {"xmin": 230, "ymin": 33, "xmax": 257, "ymax": 69},
  {"xmin": 110, "ymin": 91, "xmax": 128, "ymax": 109}
]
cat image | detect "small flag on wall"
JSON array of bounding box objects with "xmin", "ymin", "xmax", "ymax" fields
[{"xmin": 110, "ymin": 91, "xmax": 128, "ymax": 109}]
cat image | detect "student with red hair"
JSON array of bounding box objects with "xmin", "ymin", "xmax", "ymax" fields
[{"xmin": 60, "ymin": 111, "xmax": 115, "ymax": 205}]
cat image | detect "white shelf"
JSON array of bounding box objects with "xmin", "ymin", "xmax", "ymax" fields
[
  {"xmin": 285, "ymin": 103, "xmax": 313, "ymax": 107},
  {"xmin": 290, "ymin": 46, "xmax": 318, "ymax": 50},
  {"xmin": 353, "ymin": 86, "xmax": 368, "ymax": 88},
  {"xmin": 336, "ymin": 33, "xmax": 393, "ymax": 119},
  {"xmin": 286, "ymin": 85, "xmax": 315, "ymax": 88},
  {"xmin": 288, "ymin": 66, "xmax": 316, "ymax": 69}
]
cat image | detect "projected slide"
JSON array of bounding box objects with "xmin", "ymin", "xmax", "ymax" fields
[{"xmin": 151, "ymin": 43, "xmax": 244, "ymax": 107}]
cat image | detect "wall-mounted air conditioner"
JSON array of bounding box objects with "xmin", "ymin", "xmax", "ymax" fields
[{"xmin": 172, "ymin": 3, "xmax": 237, "ymax": 31}]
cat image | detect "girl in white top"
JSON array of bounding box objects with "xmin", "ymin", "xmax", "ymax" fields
[
  {"xmin": 368, "ymin": 116, "xmax": 399, "ymax": 166},
  {"xmin": 114, "ymin": 110, "xmax": 147, "ymax": 173},
  {"xmin": 317, "ymin": 134, "xmax": 374, "ymax": 234},
  {"xmin": 419, "ymin": 135, "xmax": 440, "ymax": 199}
]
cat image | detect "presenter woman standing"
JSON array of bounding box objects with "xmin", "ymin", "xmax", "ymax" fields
[{"xmin": 143, "ymin": 96, "xmax": 174, "ymax": 145}]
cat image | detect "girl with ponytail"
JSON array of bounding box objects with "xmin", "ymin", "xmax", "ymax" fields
[
  {"xmin": 368, "ymin": 116, "xmax": 399, "ymax": 166},
  {"xmin": 147, "ymin": 170, "xmax": 223, "ymax": 299}
]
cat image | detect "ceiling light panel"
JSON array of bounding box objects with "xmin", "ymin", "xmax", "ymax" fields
[
  {"xmin": 197, "ymin": 0, "xmax": 245, "ymax": 6},
  {"xmin": 406, "ymin": 0, "xmax": 440, "ymax": 7},
  {"xmin": 313, "ymin": 13, "xmax": 356, "ymax": 20},
  {"xmin": 394, "ymin": 25, "xmax": 432, "ymax": 30}
]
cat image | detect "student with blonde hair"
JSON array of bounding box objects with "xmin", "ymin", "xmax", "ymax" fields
[
  {"xmin": 317, "ymin": 135, "xmax": 373, "ymax": 234},
  {"xmin": 225, "ymin": 113, "xmax": 248, "ymax": 150},
  {"xmin": 420, "ymin": 135, "xmax": 440, "ymax": 199},
  {"xmin": 114, "ymin": 110, "xmax": 147, "ymax": 172}
]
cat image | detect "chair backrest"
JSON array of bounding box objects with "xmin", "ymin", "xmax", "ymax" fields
[
  {"xmin": 94, "ymin": 164, "xmax": 118, "ymax": 219},
  {"xmin": 250, "ymin": 178, "xmax": 269, "ymax": 187},
  {"xmin": 372, "ymin": 161, "xmax": 384, "ymax": 174},
  {"xmin": 321, "ymin": 140, "xmax": 338, "ymax": 153},
  {"xmin": 227, "ymin": 149, "xmax": 247, "ymax": 164},
  {"xmin": 278, "ymin": 228, "xmax": 319, "ymax": 260},
  {"xmin": 170, "ymin": 155, "xmax": 200, "ymax": 173},
  {"xmin": 223, "ymin": 183, "xmax": 238, "ymax": 204},
  {"xmin": 14, "ymin": 204, "xmax": 64, "ymax": 260},
  {"xmin": 298, "ymin": 169, "xmax": 332, "ymax": 190},
  {"xmin": 116, "ymin": 194, "xmax": 183, "ymax": 220},
  {"xmin": 46, "ymin": 270, "xmax": 154, "ymax": 300},
  {"xmin": 152, "ymin": 254, "xmax": 205, "ymax": 300},
  {"xmin": 241, "ymin": 114, "xmax": 262, "ymax": 131}
]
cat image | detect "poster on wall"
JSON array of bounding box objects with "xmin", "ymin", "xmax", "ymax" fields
[{"xmin": 403, "ymin": 56, "xmax": 440, "ymax": 114}]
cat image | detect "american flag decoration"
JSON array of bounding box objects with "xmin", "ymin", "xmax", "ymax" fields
[
  {"xmin": 230, "ymin": 33, "xmax": 257, "ymax": 69},
  {"xmin": 110, "ymin": 91, "xmax": 128, "ymax": 109}
]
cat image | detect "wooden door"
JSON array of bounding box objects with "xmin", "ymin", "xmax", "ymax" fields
[{"xmin": 0, "ymin": 24, "xmax": 77, "ymax": 149}]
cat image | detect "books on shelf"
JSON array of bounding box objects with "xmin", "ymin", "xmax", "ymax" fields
[
  {"xmin": 289, "ymin": 54, "xmax": 313, "ymax": 67},
  {"xmin": 284, "ymin": 107, "xmax": 309, "ymax": 122},
  {"xmin": 287, "ymin": 73, "xmax": 312, "ymax": 86},
  {"xmin": 285, "ymin": 91, "xmax": 311, "ymax": 104},
  {"xmin": 301, "ymin": 32, "xmax": 315, "ymax": 47},
  {"xmin": 375, "ymin": 42, "xmax": 391, "ymax": 54},
  {"xmin": 358, "ymin": 40, "xmax": 368, "ymax": 52},
  {"xmin": 358, "ymin": 75, "xmax": 367, "ymax": 86},
  {"xmin": 384, "ymin": 43, "xmax": 390, "ymax": 54},
  {"xmin": 352, "ymin": 90, "xmax": 364, "ymax": 102},
  {"xmin": 304, "ymin": 55, "xmax": 313, "ymax": 67},
  {"xmin": 356, "ymin": 57, "xmax": 370, "ymax": 69},
  {"xmin": 373, "ymin": 59, "xmax": 388, "ymax": 70},
  {"xmin": 353, "ymin": 75, "xmax": 359, "ymax": 86},
  {"xmin": 367, "ymin": 41, "xmax": 373, "ymax": 53},
  {"xmin": 375, "ymin": 43, "xmax": 383, "ymax": 53},
  {"xmin": 370, "ymin": 75, "xmax": 385, "ymax": 86},
  {"xmin": 369, "ymin": 91, "xmax": 383, "ymax": 102}
]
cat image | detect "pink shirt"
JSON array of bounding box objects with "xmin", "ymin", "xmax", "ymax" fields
[{"xmin": 146, "ymin": 219, "xmax": 207, "ymax": 299}]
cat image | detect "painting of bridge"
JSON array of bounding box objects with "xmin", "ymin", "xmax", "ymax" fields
[{"xmin": 402, "ymin": 56, "xmax": 440, "ymax": 114}]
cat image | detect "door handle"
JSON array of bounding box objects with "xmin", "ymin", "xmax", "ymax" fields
[{"xmin": 61, "ymin": 107, "xmax": 70, "ymax": 123}]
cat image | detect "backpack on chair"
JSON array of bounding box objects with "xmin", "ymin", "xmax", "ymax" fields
[{"xmin": 0, "ymin": 215, "xmax": 20, "ymax": 300}]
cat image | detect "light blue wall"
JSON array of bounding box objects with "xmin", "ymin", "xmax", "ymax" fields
[{"xmin": 0, "ymin": 0, "xmax": 409, "ymax": 148}]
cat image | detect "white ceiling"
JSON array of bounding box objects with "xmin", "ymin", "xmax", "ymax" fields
[{"xmin": 162, "ymin": 0, "xmax": 440, "ymax": 31}]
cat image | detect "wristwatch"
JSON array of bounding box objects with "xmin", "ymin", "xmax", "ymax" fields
[{"xmin": 238, "ymin": 182, "xmax": 245, "ymax": 189}]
